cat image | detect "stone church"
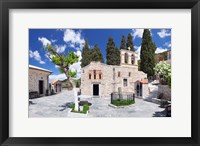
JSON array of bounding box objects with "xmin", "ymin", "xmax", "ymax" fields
[{"xmin": 80, "ymin": 49, "xmax": 148, "ymax": 98}]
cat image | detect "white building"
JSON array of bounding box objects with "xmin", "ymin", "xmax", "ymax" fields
[
  {"xmin": 29, "ymin": 65, "xmax": 52, "ymax": 97},
  {"xmin": 51, "ymin": 80, "xmax": 62, "ymax": 93}
]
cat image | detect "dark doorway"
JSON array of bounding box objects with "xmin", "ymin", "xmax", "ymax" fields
[
  {"xmin": 93, "ymin": 84, "xmax": 99, "ymax": 96},
  {"xmin": 39, "ymin": 80, "xmax": 44, "ymax": 95},
  {"xmin": 136, "ymin": 83, "xmax": 142, "ymax": 96}
]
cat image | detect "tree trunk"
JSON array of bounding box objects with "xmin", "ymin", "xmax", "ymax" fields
[
  {"xmin": 73, "ymin": 87, "xmax": 79, "ymax": 111},
  {"xmin": 66, "ymin": 77, "xmax": 79, "ymax": 112}
]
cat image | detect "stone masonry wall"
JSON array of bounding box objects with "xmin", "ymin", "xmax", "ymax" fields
[
  {"xmin": 158, "ymin": 85, "xmax": 171, "ymax": 101},
  {"xmin": 29, "ymin": 69, "xmax": 51, "ymax": 96},
  {"xmin": 81, "ymin": 61, "xmax": 147, "ymax": 97}
]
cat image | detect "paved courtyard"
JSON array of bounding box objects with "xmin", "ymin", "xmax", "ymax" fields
[{"xmin": 29, "ymin": 89, "xmax": 166, "ymax": 118}]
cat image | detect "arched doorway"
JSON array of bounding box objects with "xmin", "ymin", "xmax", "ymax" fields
[{"xmin": 136, "ymin": 82, "xmax": 142, "ymax": 97}]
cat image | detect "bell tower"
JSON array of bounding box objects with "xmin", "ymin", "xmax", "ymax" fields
[{"xmin": 120, "ymin": 48, "xmax": 138, "ymax": 67}]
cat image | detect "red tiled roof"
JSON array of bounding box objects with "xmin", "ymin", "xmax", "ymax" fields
[
  {"xmin": 52, "ymin": 80, "xmax": 60, "ymax": 84},
  {"xmin": 136, "ymin": 80, "xmax": 148, "ymax": 84}
]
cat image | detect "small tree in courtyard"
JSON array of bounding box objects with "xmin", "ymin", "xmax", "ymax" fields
[{"xmin": 43, "ymin": 44, "xmax": 80, "ymax": 111}]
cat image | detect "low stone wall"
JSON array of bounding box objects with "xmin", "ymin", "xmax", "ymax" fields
[{"xmin": 158, "ymin": 85, "xmax": 171, "ymax": 101}]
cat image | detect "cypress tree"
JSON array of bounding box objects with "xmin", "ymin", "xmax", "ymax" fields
[
  {"xmin": 120, "ymin": 35, "xmax": 126, "ymax": 50},
  {"xmin": 90, "ymin": 44, "xmax": 104, "ymax": 63},
  {"xmin": 126, "ymin": 33, "xmax": 134, "ymax": 51},
  {"xmin": 140, "ymin": 29, "xmax": 156, "ymax": 77},
  {"xmin": 106, "ymin": 37, "xmax": 120, "ymax": 65},
  {"xmin": 114, "ymin": 47, "xmax": 120, "ymax": 65},
  {"xmin": 81, "ymin": 39, "xmax": 90, "ymax": 67}
]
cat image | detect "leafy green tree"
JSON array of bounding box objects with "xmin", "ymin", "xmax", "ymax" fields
[
  {"xmin": 43, "ymin": 44, "xmax": 79, "ymax": 111},
  {"xmin": 140, "ymin": 29, "xmax": 156, "ymax": 77},
  {"xmin": 120, "ymin": 35, "xmax": 126, "ymax": 50},
  {"xmin": 90, "ymin": 44, "xmax": 104, "ymax": 63},
  {"xmin": 126, "ymin": 33, "xmax": 134, "ymax": 51},
  {"xmin": 81, "ymin": 39, "xmax": 91, "ymax": 67},
  {"xmin": 106, "ymin": 37, "xmax": 120, "ymax": 65}
]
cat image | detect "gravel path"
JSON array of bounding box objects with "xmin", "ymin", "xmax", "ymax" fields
[{"xmin": 29, "ymin": 89, "xmax": 166, "ymax": 118}]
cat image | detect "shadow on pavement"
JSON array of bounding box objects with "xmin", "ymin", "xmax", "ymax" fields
[
  {"xmin": 29, "ymin": 101, "xmax": 36, "ymax": 105},
  {"xmin": 152, "ymin": 109, "xmax": 169, "ymax": 117},
  {"xmin": 58, "ymin": 102, "xmax": 74, "ymax": 111}
]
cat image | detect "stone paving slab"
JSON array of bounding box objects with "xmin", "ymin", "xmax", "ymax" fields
[{"xmin": 29, "ymin": 90, "xmax": 166, "ymax": 118}]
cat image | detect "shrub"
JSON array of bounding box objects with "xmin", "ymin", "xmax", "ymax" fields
[
  {"xmin": 154, "ymin": 61, "xmax": 171, "ymax": 87},
  {"xmin": 70, "ymin": 103, "xmax": 75, "ymax": 111},
  {"xmin": 70, "ymin": 103, "xmax": 89, "ymax": 114},
  {"xmin": 111, "ymin": 99, "xmax": 135, "ymax": 106},
  {"xmin": 82, "ymin": 104, "xmax": 89, "ymax": 114}
]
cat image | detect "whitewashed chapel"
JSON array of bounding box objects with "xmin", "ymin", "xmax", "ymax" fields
[{"xmin": 81, "ymin": 49, "xmax": 148, "ymax": 98}]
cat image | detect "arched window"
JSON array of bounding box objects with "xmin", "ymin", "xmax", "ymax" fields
[
  {"xmin": 125, "ymin": 53, "xmax": 128, "ymax": 64},
  {"xmin": 89, "ymin": 74, "xmax": 91, "ymax": 79},
  {"xmin": 94, "ymin": 70, "xmax": 96, "ymax": 79},
  {"xmin": 99, "ymin": 74, "xmax": 102, "ymax": 79},
  {"xmin": 131, "ymin": 54, "xmax": 135, "ymax": 64},
  {"xmin": 118, "ymin": 72, "xmax": 120, "ymax": 77}
]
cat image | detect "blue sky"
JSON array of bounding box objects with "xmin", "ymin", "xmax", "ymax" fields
[{"xmin": 29, "ymin": 28, "xmax": 171, "ymax": 81}]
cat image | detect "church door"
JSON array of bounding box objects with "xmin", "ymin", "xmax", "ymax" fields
[
  {"xmin": 93, "ymin": 84, "xmax": 99, "ymax": 96},
  {"xmin": 39, "ymin": 80, "xmax": 44, "ymax": 95}
]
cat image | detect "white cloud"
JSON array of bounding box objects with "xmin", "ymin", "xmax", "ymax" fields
[
  {"xmin": 131, "ymin": 29, "xmax": 144, "ymax": 39},
  {"xmin": 55, "ymin": 65, "xmax": 59, "ymax": 68},
  {"xmin": 70, "ymin": 44, "xmax": 75, "ymax": 48},
  {"xmin": 75, "ymin": 50, "xmax": 82, "ymax": 61},
  {"xmin": 135, "ymin": 46, "xmax": 168, "ymax": 59},
  {"xmin": 155, "ymin": 47, "xmax": 168, "ymax": 54},
  {"xmin": 68, "ymin": 61, "xmax": 81, "ymax": 79},
  {"xmin": 134, "ymin": 46, "xmax": 141, "ymax": 60},
  {"xmin": 38, "ymin": 37, "xmax": 51, "ymax": 46},
  {"xmin": 164, "ymin": 42, "xmax": 171, "ymax": 48},
  {"xmin": 51, "ymin": 39, "xmax": 57, "ymax": 43},
  {"xmin": 157, "ymin": 29, "xmax": 171, "ymax": 38},
  {"xmin": 29, "ymin": 50, "xmax": 45, "ymax": 64},
  {"xmin": 55, "ymin": 44, "xmax": 66, "ymax": 53},
  {"xmin": 63, "ymin": 29, "xmax": 85, "ymax": 51},
  {"xmin": 69, "ymin": 62, "xmax": 81, "ymax": 73},
  {"xmin": 49, "ymin": 74, "xmax": 67, "ymax": 82}
]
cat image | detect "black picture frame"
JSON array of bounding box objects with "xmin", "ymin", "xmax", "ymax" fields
[{"xmin": 0, "ymin": 0, "xmax": 200, "ymax": 145}]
